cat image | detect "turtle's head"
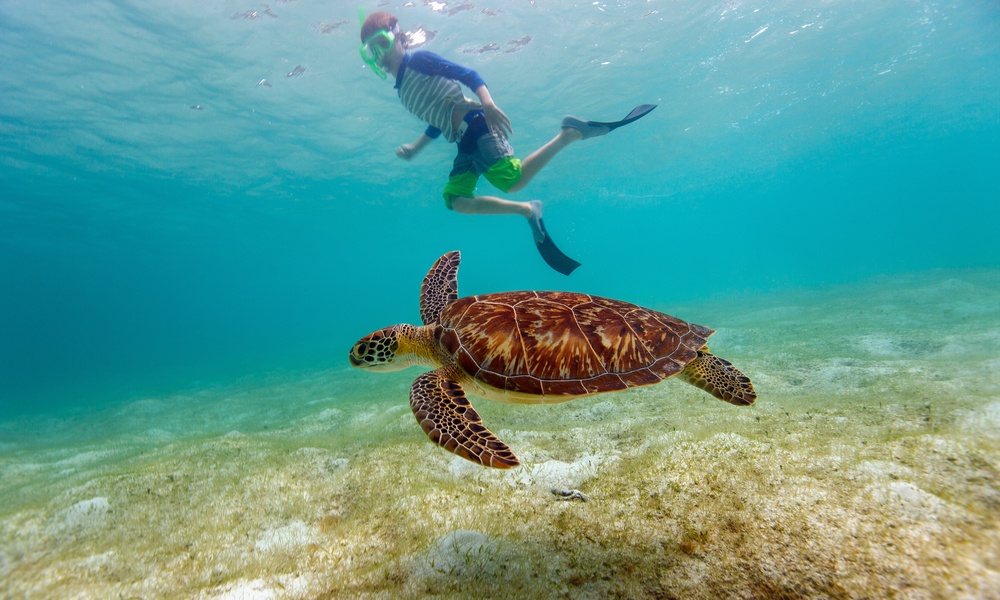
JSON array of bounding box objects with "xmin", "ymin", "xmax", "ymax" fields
[
  {"xmin": 349, "ymin": 325, "xmax": 429, "ymax": 372},
  {"xmin": 349, "ymin": 326, "xmax": 403, "ymax": 371}
]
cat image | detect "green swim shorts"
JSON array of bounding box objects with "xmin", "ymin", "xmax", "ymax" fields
[{"xmin": 442, "ymin": 156, "xmax": 523, "ymax": 209}]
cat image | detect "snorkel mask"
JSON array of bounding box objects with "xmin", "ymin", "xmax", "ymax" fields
[{"xmin": 358, "ymin": 8, "xmax": 396, "ymax": 80}]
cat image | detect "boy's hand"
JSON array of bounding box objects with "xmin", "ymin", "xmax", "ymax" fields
[
  {"xmin": 482, "ymin": 103, "xmax": 512, "ymax": 139},
  {"xmin": 396, "ymin": 144, "xmax": 419, "ymax": 160},
  {"xmin": 396, "ymin": 134, "xmax": 432, "ymax": 160}
]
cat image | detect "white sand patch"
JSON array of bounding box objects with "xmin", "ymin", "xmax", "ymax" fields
[
  {"xmin": 515, "ymin": 455, "xmax": 604, "ymax": 490},
  {"xmin": 413, "ymin": 529, "xmax": 509, "ymax": 579},
  {"xmin": 296, "ymin": 407, "xmax": 354, "ymax": 435},
  {"xmin": 201, "ymin": 574, "xmax": 313, "ymax": 600},
  {"xmin": 395, "ymin": 410, "xmax": 418, "ymax": 431},
  {"xmin": 708, "ymin": 327, "xmax": 751, "ymax": 351},
  {"xmin": 80, "ymin": 550, "xmax": 115, "ymax": 573},
  {"xmin": 55, "ymin": 497, "xmax": 109, "ymax": 531},
  {"xmin": 568, "ymin": 399, "xmax": 621, "ymax": 422},
  {"xmin": 445, "ymin": 450, "xmax": 614, "ymax": 491},
  {"xmin": 515, "ymin": 452, "xmax": 616, "ymax": 490},
  {"xmin": 254, "ymin": 520, "xmax": 318, "ymax": 553},
  {"xmin": 940, "ymin": 330, "xmax": 1000, "ymax": 358},
  {"xmin": 805, "ymin": 360, "xmax": 895, "ymax": 393},
  {"xmin": 314, "ymin": 408, "xmax": 343, "ymax": 421},
  {"xmin": 857, "ymin": 334, "xmax": 900, "ymax": 356},
  {"xmin": 446, "ymin": 456, "xmax": 489, "ymax": 480},
  {"xmin": 851, "ymin": 460, "xmax": 915, "ymax": 482},
  {"xmin": 350, "ymin": 408, "xmax": 382, "ymax": 425},
  {"xmin": 865, "ymin": 481, "xmax": 958, "ymax": 523},
  {"xmin": 960, "ymin": 402, "xmax": 1000, "ymax": 438},
  {"xmin": 677, "ymin": 432, "xmax": 773, "ymax": 460},
  {"xmin": 3, "ymin": 462, "xmax": 48, "ymax": 477},
  {"xmin": 55, "ymin": 450, "xmax": 113, "ymax": 468},
  {"xmin": 119, "ymin": 398, "xmax": 168, "ymax": 416},
  {"xmin": 293, "ymin": 447, "xmax": 349, "ymax": 475}
]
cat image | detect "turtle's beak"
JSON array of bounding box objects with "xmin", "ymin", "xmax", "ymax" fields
[{"xmin": 349, "ymin": 353, "xmax": 364, "ymax": 367}]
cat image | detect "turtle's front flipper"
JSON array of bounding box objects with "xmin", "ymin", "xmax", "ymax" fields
[
  {"xmin": 677, "ymin": 350, "xmax": 757, "ymax": 406},
  {"xmin": 420, "ymin": 252, "xmax": 461, "ymax": 325},
  {"xmin": 410, "ymin": 370, "xmax": 520, "ymax": 468}
]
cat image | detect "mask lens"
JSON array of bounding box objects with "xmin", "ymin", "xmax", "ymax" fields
[{"xmin": 359, "ymin": 30, "xmax": 394, "ymax": 65}]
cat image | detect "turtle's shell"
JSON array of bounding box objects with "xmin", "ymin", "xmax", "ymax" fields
[{"xmin": 435, "ymin": 291, "xmax": 714, "ymax": 398}]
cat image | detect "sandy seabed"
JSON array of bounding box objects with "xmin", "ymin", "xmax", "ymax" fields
[{"xmin": 1, "ymin": 269, "xmax": 998, "ymax": 599}]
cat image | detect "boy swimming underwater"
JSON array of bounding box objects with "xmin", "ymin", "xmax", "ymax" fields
[{"xmin": 359, "ymin": 10, "xmax": 654, "ymax": 274}]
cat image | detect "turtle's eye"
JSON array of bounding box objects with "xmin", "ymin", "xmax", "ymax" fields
[{"xmin": 350, "ymin": 340, "xmax": 374, "ymax": 367}]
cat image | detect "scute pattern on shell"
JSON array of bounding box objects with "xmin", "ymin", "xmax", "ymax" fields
[{"xmin": 436, "ymin": 291, "xmax": 714, "ymax": 397}]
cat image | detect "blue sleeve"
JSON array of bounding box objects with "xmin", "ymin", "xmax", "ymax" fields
[
  {"xmin": 407, "ymin": 51, "xmax": 487, "ymax": 92},
  {"xmin": 424, "ymin": 126, "xmax": 442, "ymax": 139}
]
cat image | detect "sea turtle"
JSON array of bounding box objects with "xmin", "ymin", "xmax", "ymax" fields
[{"xmin": 349, "ymin": 252, "xmax": 757, "ymax": 469}]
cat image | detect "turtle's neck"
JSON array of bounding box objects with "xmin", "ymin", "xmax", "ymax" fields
[{"xmin": 394, "ymin": 323, "xmax": 442, "ymax": 369}]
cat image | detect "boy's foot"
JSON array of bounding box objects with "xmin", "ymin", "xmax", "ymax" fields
[
  {"xmin": 561, "ymin": 116, "xmax": 611, "ymax": 140},
  {"xmin": 527, "ymin": 200, "xmax": 547, "ymax": 244}
]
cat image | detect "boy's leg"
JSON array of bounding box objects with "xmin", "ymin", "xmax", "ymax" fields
[
  {"xmin": 443, "ymin": 167, "xmax": 531, "ymax": 217},
  {"xmin": 450, "ymin": 195, "xmax": 532, "ymax": 217},
  {"xmin": 446, "ymin": 154, "xmax": 571, "ymax": 267},
  {"xmin": 507, "ymin": 127, "xmax": 583, "ymax": 193}
]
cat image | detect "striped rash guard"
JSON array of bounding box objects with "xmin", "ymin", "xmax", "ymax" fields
[{"xmin": 394, "ymin": 51, "xmax": 486, "ymax": 143}]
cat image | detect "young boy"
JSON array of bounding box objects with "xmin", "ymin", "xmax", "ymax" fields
[{"xmin": 359, "ymin": 10, "xmax": 653, "ymax": 274}]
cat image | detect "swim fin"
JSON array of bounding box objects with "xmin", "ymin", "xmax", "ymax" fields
[
  {"xmin": 527, "ymin": 201, "xmax": 580, "ymax": 275},
  {"xmin": 587, "ymin": 104, "xmax": 657, "ymax": 132},
  {"xmin": 561, "ymin": 104, "xmax": 657, "ymax": 139},
  {"xmin": 536, "ymin": 234, "xmax": 581, "ymax": 276}
]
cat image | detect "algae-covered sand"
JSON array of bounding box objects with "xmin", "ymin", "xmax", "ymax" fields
[{"xmin": 1, "ymin": 269, "xmax": 998, "ymax": 599}]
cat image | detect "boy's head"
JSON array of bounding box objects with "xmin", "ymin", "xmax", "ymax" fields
[
  {"xmin": 359, "ymin": 10, "xmax": 405, "ymax": 80},
  {"xmin": 360, "ymin": 11, "xmax": 398, "ymax": 43}
]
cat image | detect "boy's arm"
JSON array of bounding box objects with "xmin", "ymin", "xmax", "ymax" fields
[
  {"xmin": 397, "ymin": 133, "xmax": 433, "ymax": 160},
  {"xmin": 473, "ymin": 84, "xmax": 512, "ymax": 139},
  {"xmin": 408, "ymin": 52, "xmax": 512, "ymax": 138}
]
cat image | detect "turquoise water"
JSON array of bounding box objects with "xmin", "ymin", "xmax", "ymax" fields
[{"xmin": 1, "ymin": 1, "xmax": 999, "ymax": 597}]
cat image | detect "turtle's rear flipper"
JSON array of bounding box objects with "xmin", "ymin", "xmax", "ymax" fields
[
  {"xmin": 677, "ymin": 350, "xmax": 757, "ymax": 406},
  {"xmin": 410, "ymin": 370, "xmax": 520, "ymax": 468}
]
